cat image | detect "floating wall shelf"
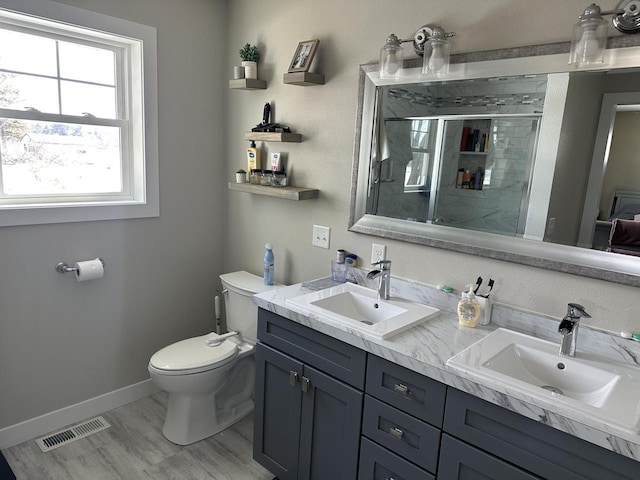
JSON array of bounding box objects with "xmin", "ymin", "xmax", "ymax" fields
[
  {"xmin": 229, "ymin": 78, "xmax": 267, "ymax": 90},
  {"xmin": 283, "ymin": 72, "xmax": 325, "ymax": 86},
  {"xmin": 244, "ymin": 131, "xmax": 302, "ymax": 143},
  {"xmin": 228, "ymin": 182, "xmax": 319, "ymax": 200}
]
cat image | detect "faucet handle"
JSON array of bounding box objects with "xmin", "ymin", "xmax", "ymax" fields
[
  {"xmin": 372, "ymin": 259, "xmax": 391, "ymax": 270},
  {"xmin": 566, "ymin": 303, "xmax": 591, "ymax": 319}
]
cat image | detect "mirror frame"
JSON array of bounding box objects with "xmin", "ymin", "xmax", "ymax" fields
[{"xmin": 349, "ymin": 36, "xmax": 640, "ymax": 287}]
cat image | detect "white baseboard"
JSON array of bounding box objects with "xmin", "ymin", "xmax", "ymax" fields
[{"xmin": 0, "ymin": 379, "xmax": 161, "ymax": 449}]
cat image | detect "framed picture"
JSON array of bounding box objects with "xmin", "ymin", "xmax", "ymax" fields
[{"xmin": 288, "ymin": 39, "xmax": 319, "ymax": 73}]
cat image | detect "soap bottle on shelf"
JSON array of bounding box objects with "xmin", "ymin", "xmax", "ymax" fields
[
  {"xmin": 247, "ymin": 141, "xmax": 260, "ymax": 179},
  {"xmin": 458, "ymin": 284, "xmax": 481, "ymax": 328},
  {"xmin": 263, "ymin": 243, "xmax": 274, "ymax": 285}
]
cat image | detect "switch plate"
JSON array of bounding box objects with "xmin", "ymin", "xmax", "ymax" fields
[
  {"xmin": 371, "ymin": 243, "xmax": 387, "ymax": 264},
  {"xmin": 312, "ymin": 225, "xmax": 331, "ymax": 249}
]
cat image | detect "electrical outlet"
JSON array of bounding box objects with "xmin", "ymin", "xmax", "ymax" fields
[
  {"xmin": 371, "ymin": 243, "xmax": 386, "ymax": 264},
  {"xmin": 312, "ymin": 225, "xmax": 331, "ymax": 249}
]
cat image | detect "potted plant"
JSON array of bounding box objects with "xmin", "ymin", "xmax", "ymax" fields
[
  {"xmin": 236, "ymin": 169, "xmax": 247, "ymax": 183},
  {"xmin": 239, "ymin": 43, "xmax": 260, "ymax": 79}
]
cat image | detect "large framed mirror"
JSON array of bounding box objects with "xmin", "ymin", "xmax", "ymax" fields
[{"xmin": 349, "ymin": 36, "xmax": 640, "ymax": 286}]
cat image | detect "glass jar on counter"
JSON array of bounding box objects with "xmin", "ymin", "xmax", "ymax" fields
[
  {"xmin": 270, "ymin": 170, "xmax": 287, "ymax": 187},
  {"xmin": 260, "ymin": 170, "xmax": 272, "ymax": 186},
  {"xmin": 249, "ymin": 169, "xmax": 262, "ymax": 185}
]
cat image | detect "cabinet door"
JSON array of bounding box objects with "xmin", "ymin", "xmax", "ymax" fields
[
  {"xmin": 253, "ymin": 343, "xmax": 303, "ymax": 480},
  {"xmin": 298, "ymin": 364, "xmax": 363, "ymax": 480}
]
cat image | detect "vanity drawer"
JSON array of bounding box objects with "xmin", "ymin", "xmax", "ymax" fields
[
  {"xmin": 358, "ymin": 436, "xmax": 434, "ymax": 480},
  {"xmin": 257, "ymin": 308, "xmax": 367, "ymax": 389},
  {"xmin": 444, "ymin": 387, "xmax": 640, "ymax": 480},
  {"xmin": 366, "ymin": 354, "xmax": 446, "ymax": 427},
  {"xmin": 362, "ymin": 395, "xmax": 440, "ymax": 473},
  {"xmin": 438, "ymin": 434, "xmax": 542, "ymax": 480}
]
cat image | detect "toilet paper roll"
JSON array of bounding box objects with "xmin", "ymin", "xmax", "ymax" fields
[{"xmin": 75, "ymin": 258, "xmax": 104, "ymax": 282}]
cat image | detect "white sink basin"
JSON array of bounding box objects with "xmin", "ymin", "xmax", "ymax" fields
[
  {"xmin": 447, "ymin": 328, "xmax": 640, "ymax": 433},
  {"xmin": 285, "ymin": 282, "xmax": 439, "ymax": 340}
]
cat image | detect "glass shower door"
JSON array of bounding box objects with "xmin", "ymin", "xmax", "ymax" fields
[{"xmin": 432, "ymin": 116, "xmax": 540, "ymax": 236}]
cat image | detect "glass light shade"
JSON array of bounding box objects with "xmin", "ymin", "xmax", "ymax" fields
[
  {"xmin": 380, "ymin": 34, "xmax": 404, "ymax": 80},
  {"xmin": 569, "ymin": 6, "xmax": 608, "ymax": 66},
  {"xmin": 422, "ymin": 38, "xmax": 450, "ymax": 76}
]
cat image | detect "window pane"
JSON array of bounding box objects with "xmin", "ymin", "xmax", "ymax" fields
[
  {"xmin": 59, "ymin": 41, "xmax": 115, "ymax": 85},
  {"xmin": 0, "ymin": 29, "xmax": 57, "ymax": 76},
  {"xmin": 1, "ymin": 73, "xmax": 59, "ymax": 113},
  {"xmin": 1, "ymin": 119, "xmax": 122, "ymax": 195},
  {"xmin": 61, "ymin": 81, "xmax": 116, "ymax": 118}
]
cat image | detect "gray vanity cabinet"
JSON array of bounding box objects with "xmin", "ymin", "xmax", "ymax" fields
[
  {"xmin": 254, "ymin": 309, "xmax": 366, "ymax": 480},
  {"xmin": 254, "ymin": 309, "xmax": 640, "ymax": 479}
]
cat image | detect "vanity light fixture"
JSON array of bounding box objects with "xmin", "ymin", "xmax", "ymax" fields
[
  {"xmin": 379, "ymin": 34, "xmax": 404, "ymax": 80},
  {"xmin": 569, "ymin": 1, "xmax": 640, "ymax": 67},
  {"xmin": 379, "ymin": 25, "xmax": 456, "ymax": 80}
]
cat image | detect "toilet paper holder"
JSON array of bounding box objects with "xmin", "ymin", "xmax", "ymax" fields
[{"xmin": 56, "ymin": 258, "xmax": 105, "ymax": 274}]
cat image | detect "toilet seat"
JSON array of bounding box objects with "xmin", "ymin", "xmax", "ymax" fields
[{"xmin": 149, "ymin": 333, "xmax": 238, "ymax": 375}]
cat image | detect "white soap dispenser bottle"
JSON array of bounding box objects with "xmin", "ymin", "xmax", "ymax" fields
[{"xmin": 458, "ymin": 284, "xmax": 481, "ymax": 328}]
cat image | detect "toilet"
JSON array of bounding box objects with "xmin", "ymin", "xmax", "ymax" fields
[{"xmin": 148, "ymin": 271, "xmax": 278, "ymax": 445}]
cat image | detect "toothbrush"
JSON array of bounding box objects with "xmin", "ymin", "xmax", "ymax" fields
[
  {"xmin": 473, "ymin": 276, "xmax": 483, "ymax": 294},
  {"xmin": 620, "ymin": 331, "xmax": 640, "ymax": 341},
  {"xmin": 480, "ymin": 279, "xmax": 494, "ymax": 298}
]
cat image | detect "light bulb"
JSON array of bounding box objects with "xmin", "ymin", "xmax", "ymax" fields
[
  {"xmin": 428, "ymin": 44, "xmax": 446, "ymax": 74},
  {"xmin": 383, "ymin": 51, "xmax": 400, "ymax": 75},
  {"xmin": 422, "ymin": 38, "xmax": 450, "ymax": 76},
  {"xmin": 576, "ymin": 26, "xmax": 601, "ymax": 63}
]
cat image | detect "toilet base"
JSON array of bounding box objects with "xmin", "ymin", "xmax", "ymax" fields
[
  {"xmin": 163, "ymin": 394, "xmax": 254, "ymax": 445},
  {"xmin": 161, "ymin": 355, "xmax": 255, "ymax": 445}
]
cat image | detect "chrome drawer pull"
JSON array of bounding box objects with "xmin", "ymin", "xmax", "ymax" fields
[
  {"xmin": 301, "ymin": 376, "xmax": 310, "ymax": 393},
  {"xmin": 393, "ymin": 383, "xmax": 409, "ymax": 396},
  {"xmin": 289, "ymin": 370, "xmax": 298, "ymax": 386},
  {"xmin": 389, "ymin": 427, "xmax": 404, "ymax": 439}
]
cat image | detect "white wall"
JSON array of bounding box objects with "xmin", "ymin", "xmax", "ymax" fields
[
  {"xmin": 225, "ymin": 0, "xmax": 640, "ymax": 334},
  {"xmin": 0, "ymin": 0, "xmax": 227, "ymax": 429}
]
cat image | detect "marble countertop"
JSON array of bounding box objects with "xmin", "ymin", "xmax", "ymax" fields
[{"xmin": 252, "ymin": 272, "xmax": 640, "ymax": 462}]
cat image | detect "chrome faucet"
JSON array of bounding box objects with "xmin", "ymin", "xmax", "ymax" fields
[
  {"xmin": 558, "ymin": 303, "xmax": 591, "ymax": 357},
  {"xmin": 367, "ymin": 260, "xmax": 391, "ymax": 300}
]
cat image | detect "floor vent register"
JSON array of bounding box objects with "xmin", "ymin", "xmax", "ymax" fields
[{"xmin": 35, "ymin": 416, "xmax": 111, "ymax": 452}]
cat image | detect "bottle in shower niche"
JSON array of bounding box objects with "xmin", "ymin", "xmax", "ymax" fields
[{"xmin": 263, "ymin": 243, "xmax": 274, "ymax": 285}]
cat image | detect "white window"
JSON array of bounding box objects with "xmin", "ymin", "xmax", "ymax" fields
[
  {"xmin": 0, "ymin": 0, "xmax": 158, "ymax": 226},
  {"xmin": 404, "ymin": 119, "xmax": 435, "ymax": 193}
]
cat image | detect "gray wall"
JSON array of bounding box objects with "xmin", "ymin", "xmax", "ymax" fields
[{"xmin": 0, "ymin": 0, "xmax": 227, "ymax": 429}]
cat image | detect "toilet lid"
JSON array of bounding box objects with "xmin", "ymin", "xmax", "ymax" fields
[{"xmin": 149, "ymin": 333, "xmax": 238, "ymax": 373}]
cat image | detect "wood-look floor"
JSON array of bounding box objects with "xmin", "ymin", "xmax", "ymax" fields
[{"xmin": 2, "ymin": 392, "xmax": 274, "ymax": 480}]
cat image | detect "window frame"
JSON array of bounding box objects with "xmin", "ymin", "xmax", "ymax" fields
[{"xmin": 0, "ymin": 0, "xmax": 158, "ymax": 227}]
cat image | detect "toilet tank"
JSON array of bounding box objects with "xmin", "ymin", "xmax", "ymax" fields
[{"xmin": 220, "ymin": 271, "xmax": 281, "ymax": 344}]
